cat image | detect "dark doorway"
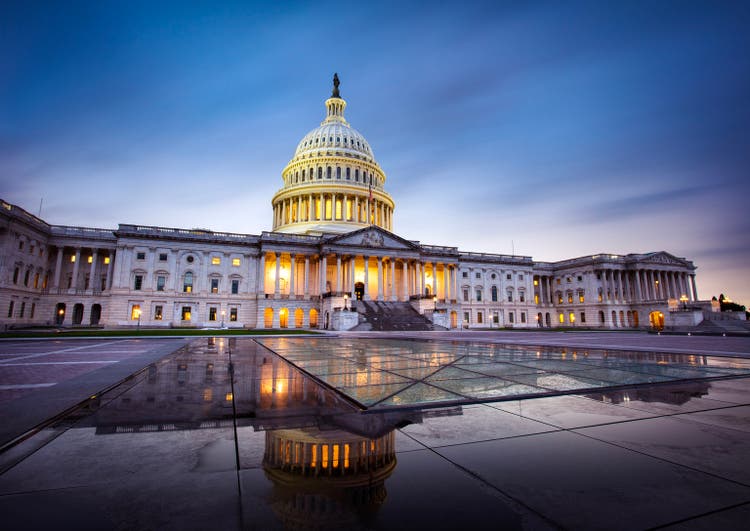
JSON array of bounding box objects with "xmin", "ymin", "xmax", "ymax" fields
[
  {"xmin": 354, "ymin": 282, "xmax": 365, "ymax": 300},
  {"xmin": 72, "ymin": 303, "xmax": 84, "ymax": 325},
  {"xmin": 90, "ymin": 304, "xmax": 102, "ymax": 325}
]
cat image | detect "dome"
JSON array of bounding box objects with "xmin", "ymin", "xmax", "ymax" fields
[{"xmin": 293, "ymin": 122, "xmax": 375, "ymax": 164}]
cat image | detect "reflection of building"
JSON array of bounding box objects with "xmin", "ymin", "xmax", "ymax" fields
[
  {"xmin": 0, "ymin": 76, "xmax": 703, "ymax": 331},
  {"xmin": 587, "ymin": 381, "xmax": 711, "ymax": 405}
]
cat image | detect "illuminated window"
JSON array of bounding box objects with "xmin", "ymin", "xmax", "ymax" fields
[
  {"xmin": 232, "ymin": 258, "xmax": 241, "ymax": 267},
  {"xmin": 156, "ymin": 276, "xmax": 166, "ymax": 291},
  {"xmin": 567, "ymin": 293, "xmax": 573, "ymax": 303},
  {"xmin": 209, "ymin": 307, "xmax": 217, "ymax": 321},
  {"xmin": 104, "ymin": 256, "xmax": 110, "ymax": 265},
  {"xmin": 131, "ymin": 304, "xmax": 141, "ymax": 320},
  {"xmin": 183, "ymin": 272, "xmax": 193, "ymax": 293},
  {"xmin": 558, "ymin": 293, "xmax": 563, "ymax": 304},
  {"xmin": 154, "ymin": 305, "xmax": 163, "ymax": 320},
  {"xmin": 87, "ymin": 256, "xmax": 93, "ymax": 264},
  {"xmin": 211, "ymin": 278, "xmax": 219, "ymax": 293},
  {"xmin": 569, "ymin": 312, "xmax": 576, "ymax": 323},
  {"xmin": 70, "ymin": 255, "xmax": 76, "ymax": 263},
  {"xmin": 533, "ymin": 279, "xmax": 538, "ymax": 286},
  {"xmin": 230, "ymin": 307, "xmax": 238, "ymax": 321},
  {"xmin": 134, "ymin": 275, "xmax": 143, "ymax": 290},
  {"xmin": 211, "ymin": 257, "xmax": 221, "ymax": 265},
  {"xmin": 579, "ymin": 291, "xmax": 585, "ymax": 303},
  {"xmin": 476, "ymin": 312, "xmax": 483, "ymax": 324},
  {"xmin": 231, "ymin": 280, "xmax": 239, "ymax": 294},
  {"xmin": 559, "ymin": 312, "xmax": 565, "ymax": 323},
  {"xmin": 136, "ymin": 252, "xmax": 145, "ymax": 260},
  {"xmin": 181, "ymin": 306, "xmax": 191, "ymax": 320},
  {"xmin": 556, "ymin": 278, "xmax": 561, "ymax": 285}
]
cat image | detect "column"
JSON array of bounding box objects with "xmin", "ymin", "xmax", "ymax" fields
[
  {"xmin": 634, "ymin": 270, "xmax": 642, "ymax": 302},
  {"xmin": 320, "ymin": 255, "xmax": 327, "ymax": 294},
  {"xmin": 319, "ymin": 194, "xmax": 324, "ymax": 220},
  {"xmin": 354, "ymin": 197, "xmax": 360, "ymax": 223},
  {"xmin": 379, "ymin": 202, "xmax": 384, "ymax": 228},
  {"xmin": 89, "ymin": 249, "xmax": 99, "ymax": 291},
  {"xmin": 281, "ymin": 202, "xmax": 286, "ymax": 226},
  {"xmin": 623, "ymin": 271, "xmax": 630, "ymax": 302},
  {"xmin": 402, "ymin": 261, "xmax": 408, "ymax": 301},
  {"xmin": 258, "ymin": 253, "xmax": 266, "ymax": 293},
  {"xmin": 363, "ymin": 256, "xmax": 369, "ymax": 300},
  {"xmin": 336, "ymin": 255, "xmax": 342, "ymax": 292},
  {"xmin": 274, "ymin": 252, "xmax": 281, "ymax": 296},
  {"xmin": 681, "ymin": 273, "xmax": 689, "ymax": 299},
  {"xmin": 289, "ymin": 255, "xmax": 296, "ymax": 298},
  {"xmin": 443, "ymin": 266, "xmax": 449, "ymax": 302},
  {"xmin": 53, "ymin": 247, "xmax": 64, "ymax": 289},
  {"xmin": 71, "ymin": 248, "xmax": 81, "ymax": 290},
  {"xmin": 106, "ymin": 251, "xmax": 115, "ymax": 290},
  {"xmin": 304, "ymin": 256, "xmax": 310, "ymax": 298},
  {"xmin": 350, "ymin": 257, "xmax": 356, "ymax": 296},
  {"xmin": 690, "ymin": 274, "xmax": 698, "ymax": 301},
  {"xmin": 377, "ymin": 257, "xmax": 384, "ymax": 301},
  {"xmin": 454, "ymin": 266, "xmax": 459, "ymax": 302},
  {"xmin": 420, "ymin": 262, "xmax": 425, "ymax": 297},
  {"xmin": 431, "ymin": 262, "xmax": 438, "ymax": 297},
  {"xmin": 391, "ymin": 258, "xmax": 397, "ymax": 301}
]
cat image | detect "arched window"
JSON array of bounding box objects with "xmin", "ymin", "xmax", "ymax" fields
[
  {"xmin": 326, "ymin": 166, "xmax": 332, "ymax": 179},
  {"xmin": 336, "ymin": 167, "xmax": 341, "ymax": 179},
  {"xmin": 346, "ymin": 167, "xmax": 351, "ymax": 180},
  {"xmin": 491, "ymin": 286, "xmax": 498, "ymax": 302},
  {"xmin": 302, "ymin": 169, "xmax": 306, "ymax": 181},
  {"xmin": 355, "ymin": 169, "xmax": 359, "ymax": 181},
  {"xmin": 318, "ymin": 167, "xmax": 322, "ymax": 179}
]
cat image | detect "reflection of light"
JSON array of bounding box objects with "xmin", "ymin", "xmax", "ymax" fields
[
  {"xmin": 203, "ymin": 388, "xmax": 213, "ymax": 401},
  {"xmin": 275, "ymin": 380, "xmax": 285, "ymax": 395},
  {"xmin": 344, "ymin": 443, "xmax": 350, "ymax": 469},
  {"xmin": 225, "ymin": 392, "xmax": 233, "ymax": 401}
]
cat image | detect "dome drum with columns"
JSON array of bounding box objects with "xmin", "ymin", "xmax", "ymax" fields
[{"xmin": 271, "ymin": 75, "xmax": 395, "ymax": 235}]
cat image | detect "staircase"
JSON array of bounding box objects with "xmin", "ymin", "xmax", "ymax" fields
[{"xmin": 350, "ymin": 300, "xmax": 443, "ymax": 331}]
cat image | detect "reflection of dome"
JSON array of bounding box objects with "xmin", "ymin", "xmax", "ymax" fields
[
  {"xmin": 271, "ymin": 75, "xmax": 395, "ymax": 235},
  {"xmin": 262, "ymin": 427, "xmax": 396, "ymax": 528}
]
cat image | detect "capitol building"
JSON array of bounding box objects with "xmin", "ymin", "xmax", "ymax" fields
[{"xmin": 0, "ymin": 76, "xmax": 703, "ymax": 332}]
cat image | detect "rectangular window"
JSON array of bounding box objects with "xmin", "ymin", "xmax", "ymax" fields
[
  {"xmin": 131, "ymin": 304, "xmax": 141, "ymax": 320},
  {"xmin": 506, "ymin": 274, "xmax": 511, "ymax": 280},
  {"xmin": 580, "ymin": 312, "xmax": 586, "ymax": 323},
  {"xmin": 509, "ymin": 312, "xmax": 514, "ymax": 323},
  {"xmin": 136, "ymin": 252, "xmax": 145, "ymax": 260},
  {"xmin": 579, "ymin": 292, "xmax": 585, "ymax": 303},
  {"xmin": 7, "ymin": 301, "xmax": 14, "ymax": 318},
  {"xmin": 211, "ymin": 278, "xmax": 219, "ymax": 293},
  {"xmin": 159, "ymin": 253, "xmax": 168, "ymax": 261},
  {"xmin": 569, "ymin": 312, "xmax": 576, "ymax": 323},
  {"xmin": 462, "ymin": 272, "xmax": 468, "ymax": 278},
  {"xmin": 156, "ymin": 276, "xmax": 166, "ymax": 291},
  {"xmin": 463, "ymin": 311, "xmax": 470, "ymax": 323},
  {"xmin": 507, "ymin": 292, "xmax": 513, "ymax": 302},
  {"xmin": 154, "ymin": 305, "xmax": 163, "ymax": 320},
  {"xmin": 181, "ymin": 306, "xmax": 191, "ymax": 321},
  {"xmin": 104, "ymin": 256, "xmax": 110, "ymax": 265},
  {"xmin": 493, "ymin": 312, "xmax": 499, "ymax": 324},
  {"xmin": 209, "ymin": 307, "xmax": 217, "ymax": 321},
  {"xmin": 20, "ymin": 302, "xmax": 25, "ymax": 318},
  {"xmin": 577, "ymin": 275, "xmax": 583, "ymax": 282},
  {"xmin": 87, "ymin": 256, "xmax": 93, "ymax": 264},
  {"xmin": 475, "ymin": 272, "xmax": 481, "ymax": 279},
  {"xmin": 558, "ymin": 294, "xmax": 563, "ymax": 304},
  {"xmin": 491, "ymin": 289, "xmax": 498, "ymax": 302},
  {"xmin": 231, "ymin": 279, "xmax": 239, "ymax": 294},
  {"xmin": 30, "ymin": 303, "xmax": 35, "ymax": 318},
  {"xmin": 70, "ymin": 255, "xmax": 76, "ymax": 262},
  {"xmin": 520, "ymin": 312, "xmax": 526, "ymax": 323},
  {"xmin": 476, "ymin": 312, "xmax": 483, "ymax": 324},
  {"xmin": 475, "ymin": 289, "xmax": 482, "ymax": 302},
  {"xmin": 211, "ymin": 257, "xmax": 221, "ymax": 265},
  {"xmin": 519, "ymin": 274, "xmax": 524, "ymax": 280},
  {"xmin": 230, "ymin": 307, "xmax": 238, "ymax": 322},
  {"xmin": 559, "ymin": 312, "xmax": 565, "ymax": 323},
  {"xmin": 134, "ymin": 275, "xmax": 143, "ymax": 290},
  {"xmin": 463, "ymin": 289, "xmax": 469, "ymax": 302},
  {"xmin": 519, "ymin": 292, "xmax": 525, "ymax": 303},
  {"xmin": 567, "ymin": 294, "xmax": 573, "ymax": 303},
  {"xmin": 232, "ymin": 258, "xmax": 241, "ymax": 267}
]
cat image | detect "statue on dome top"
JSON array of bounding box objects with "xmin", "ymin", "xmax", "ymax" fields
[{"xmin": 332, "ymin": 73, "xmax": 341, "ymax": 98}]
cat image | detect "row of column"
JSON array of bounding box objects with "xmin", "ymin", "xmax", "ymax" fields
[
  {"xmin": 273, "ymin": 193, "xmax": 393, "ymax": 230},
  {"xmin": 52, "ymin": 246, "xmax": 115, "ymax": 293},
  {"xmin": 260, "ymin": 252, "xmax": 458, "ymax": 302},
  {"xmin": 535, "ymin": 275, "xmax": 554, "ymax": 305}
]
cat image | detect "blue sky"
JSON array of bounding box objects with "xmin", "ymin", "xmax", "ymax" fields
[{"xmin": 2, "ymin": 1, "xmax": 749, "ymax": 305}]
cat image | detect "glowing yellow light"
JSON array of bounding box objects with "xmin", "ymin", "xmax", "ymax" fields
[
  {"xmin": 203, "ymin": 388, "xmax": 213, "ymax": 401},
  {"xmin": 225, "ymin": 392, "xmax": 233, "ymax": 401},
  {"xmin": 232, "ymin": 258, "xmax": 241, "ymax": 266},
  {"xmin": 70, "ymin": 255, "xmax": 76, "ymax": 262},
  {"xmin": 104, "ymin": 257, "xmax": 110, "ymax": 264},
  {"xmin": 87, "ymin": 256, "xmax": 93, "ymax": 264},
  {"xmin": 212, "ymin": 257, "xmax": 221, "ymax": 265}
]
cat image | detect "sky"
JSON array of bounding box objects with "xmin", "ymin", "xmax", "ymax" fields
[{"xmin": 1, "ymin": 1, "xmax": 749, "ymax": 305}]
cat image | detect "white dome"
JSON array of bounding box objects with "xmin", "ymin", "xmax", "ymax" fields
[{"xmin": 293, "ymin": 122, "xmax": 375, "ymax": 163}]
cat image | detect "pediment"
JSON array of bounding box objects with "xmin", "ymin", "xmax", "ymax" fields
[
  {"xmin": 641, "ymin": 252, "xmax": 687, "ymax": 266},
  {"xmin": 325, "ymin": 226, "xmax": 419, "ymax": 251}
]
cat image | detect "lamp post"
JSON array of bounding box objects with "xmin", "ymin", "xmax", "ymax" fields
[
  {"xmin": 344, "ymin": 294, "xmax": 349, "ymax": 311},
  {"xmin": 221, "ymin": 310, "xmax": 226, "ymax": 329}
]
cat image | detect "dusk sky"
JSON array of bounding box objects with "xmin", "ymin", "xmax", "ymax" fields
[{"xmin": 2, "ymin": 1, "xmax": 749, "ymax": 305}]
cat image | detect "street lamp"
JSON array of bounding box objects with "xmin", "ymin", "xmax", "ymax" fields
[
  {"xmin": 344, "ymin": 294, "xmax": 349, "ymax": 311},
  {"xmin": 221, "ymin": 310, "xmax": 226, "ymax": 329},
  {"xmin": 680, "ymin": 294, "xmax": 688, "ymax": 310}
]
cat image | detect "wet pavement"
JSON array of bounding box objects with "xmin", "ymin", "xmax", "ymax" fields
[{"xmin": 1, "ymin": 335, "xmax": 749, "ymax": 530}]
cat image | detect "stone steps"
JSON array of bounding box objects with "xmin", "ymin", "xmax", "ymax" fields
[{"xmin": 350, "ymin": 300, "xmax": 437, "ymax": 331}]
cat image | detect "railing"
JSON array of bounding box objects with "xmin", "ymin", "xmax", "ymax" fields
[
  {"xmin": 117, "ymin": 224, "xmax": 259, "ymax": 242},
  {"xmin": 459, "ymin": 251, "xmax": 532, "ymax": 263},
  {"xmin": 51, "ymin": 225, "xmax": 116, "ymax": 239}
]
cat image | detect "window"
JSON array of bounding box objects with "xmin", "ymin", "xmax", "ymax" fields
[
  {"xmin": 131, "ymin": 304, "xmax": 141, "ymax": 320},
  {"xmin": 231, "ymin": 280, "xmax": 239, "ymax": 294},
  {"xmin": 580, "ymin": 312, "xmax": 586, "ymax": 323},
  {"xmin": 475, "ymin": 289, "xmax": 482, "ymax": 302},
  {"xmin": 491, "ymin": 273, "xmax": 496, "ymax": 280},
  {"xmin": 186, "ymin": 255, "xmax": 194, "ymax": 263},
  {"xmin": 23, "ymin": 270, "xmax": 30, "ymax": 286},
  {"xmin": 326, "ymin": 166, "xmax": 332, "ymax": 179},
  {"xmin": 136, "ymin": 252, "xmax": 145, "ymax": 260},
  {"xmin": 12, "ymin": 267, "xmax": 19, "ymax": 284},
  {"xmin": 463, "ymin": 289, "xmax": 469, "ymax": 302},
  {"xmin": 211, "ymin": 257, "xmax": 221, "ymax": 265},
  {"xmin": 506, "ymin": 274, "xmax": 511, "ymax": 280},
  {"xmin": 556, "ymin": 278, "xmax": 561, "ymax": 285},
  {"xmin": 181, "ymin": 306, "xmax": 191, "ymax": 321},
  {"xmin": 521, "ymin": 312, "xmax": 526, "ymax": 323},
  {"xmin": 33, "ymin": 273, "xmax": 39, "ymax": 288},
  {"xmin": 18, "ymin": 241, "xmax": 23, "ymax": 250},
  {"xmin": 462, "ymin": 272, "xmax": 468, "ymax": 278},
  {"xmin": 230, "ymin": 307, "xmax": 238, "ymax": 322},
  {"xmin": 507, "ymin": 291, "xmax": 513, "ymax": 303},
  {"xmin": 558, "ymin": 293, "xmax": 563, "ymax": 304},
  {"xmin": 232, "ymin": 258, "xmax": 241, "ymax": 267},
  {"xmin": 567, "ymin": 293, "xmax": 573, "ymax": 304},
  {"xmin": 159, "ymin": 253, "xmax": 168, "ymax": 261},
  {"xmin": 211, "ymin": 278, "xmax": 219, "ymax": 293},
  {"xmin": 70, "ymin": 255, "xmax": 76, "ymax": 263},
  {"xmin": 104, "ymin": 256, "xmax": 110, "ymax": 265},
  {"xmin": 7, "ymin": 301, "xmax": 14, "ymax": 318},
  {"xmin": 134, "ymin": 275, "xmax": 143, "ymax": 290},
  {"xmin": 569, "ymin": 312, "xmax": 576, "ymax": 323},
  {"xmin": 209, "ymin": 307, "xmax": 217, "ymax": 321},
  {"xmin": 156, "ymin": 276, "xmax": 166, "ymax": 291},
  {"xmin": 493, "ymin": 312, "xmax": 499, "ymax": 324},
  {"xmin": 346, "ymin": 167, "xmax": 350, "ymax": 180},
  {"xmin": 87, "ymin": 256, "xmax": 93, "ymax": 264},
  {"xmin": 183, "ymin": 272, "xmax": 193, "ymax": 293},
  {"xmin": 519, "ymin": 274, "xmax": 524, "ymax": 280},
  {"xmin": 30, "ymin": 303, "xmax": 35, "ymax": 318},
  {"xmin": 559, "ymin": 312, "xmax": 565, "ymax": 323},
  {"xmin": 336, "ymin": 167, "xmax": 341, "ymax": 179},
  {"xmin": 475, "ymin": 272, "xmax": 481, "ymax": 279},
  {"xmin": 463, "ymin": 311, "xmax": 470, "ymax": 323},
  {"xmin": 476, "ymin": 312, "xmax": 483, "ymax": 324},
  {"xmin": 566, "ymin": 277, "xmax": 572, "ymax": 283},
  {"xmin": 579, "ymin": 291, "xmax": 585, "ymax": 303},
  {"xmin": 519, "ymin": 292, "xmax": 525, "ymax": 303},
  {"xmin": 491, "ymin": 286, "xmax": 498, "ymax": 302},
  {"xmin": 154, "ymin": 305, "xmax": 163, "ymax": 320},
  {"xmin": 509, "ymin": 312, "xmax": 515, "ymax": 323},
  {"xmin": 577, "ymin": 275, "xmax": 583, "ymax": 282},
  {"xmin": 597, "ymin": 289, "xmax": 603, "ymax": 302}
]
